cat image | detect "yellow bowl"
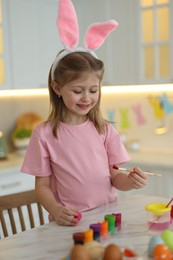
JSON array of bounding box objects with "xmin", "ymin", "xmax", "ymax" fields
[{"xmin": 145, "ymin": 203, "xmax": 171, "ymax": 216}]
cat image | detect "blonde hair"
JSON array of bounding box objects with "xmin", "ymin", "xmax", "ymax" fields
[{"xmin": 47, "ymin": 51, "xmax": 106, "ymax": 137}]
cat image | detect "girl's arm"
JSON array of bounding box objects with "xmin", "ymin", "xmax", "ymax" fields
[
  {"xmin": 110, "ymin": 166, "xmax": 148, "ymax": 191},
  {"xmin": 35, "ymin": 176, "xmax": 79, "ymax": 226}
]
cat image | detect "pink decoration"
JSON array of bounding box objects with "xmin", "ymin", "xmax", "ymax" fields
[
  {"xmin": 57, "ymin": 0, "xmax": 118, "ymax": 51},
  {"xmin": 85, "ymin": 20, "xmax": 118, "ymax": 50},
  {"xmin": 51, "ymin": 0, "xmax": 119, "ymax": 79},
  {"xmin": 132, "ymin": 104, "xmax": 146, "ymax": 125},
  {"xmin": 57, "ymin": 0, "xmax": 79, "ymax": 49}
]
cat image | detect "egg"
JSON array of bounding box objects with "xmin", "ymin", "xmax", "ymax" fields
[
  {"xmin": 161, "ymin": 229, "xmax": 173, "ymax": 251},
  {"xmin": 74, "ymin": 212, "xmax": 82, "ymax": 222},
  {"xmin": 154, "ymin": 244, "xmax": 172, "ymax": 260},
  {"xmin": 103, "ymin": 243, "xmax": 122, "ymax": 260},
  {"xmin": 85, "ymin": 241, "xmax": 104, "ymax": 260},
  {"xmin": 70, "ymin": 244, "xmax": 90, "ymax": 260},
  {"xmin": 148, "ymin": 236, "xmax": 164, "ymax": 257}
]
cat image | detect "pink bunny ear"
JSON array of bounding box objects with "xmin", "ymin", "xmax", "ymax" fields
[
  {"xmin": 57, "ymin": 0, "xmax": 79, "ymax": 49},
  {"xmin": 84, "ymin": 20, "xmax": 118, "ymax": 50}
]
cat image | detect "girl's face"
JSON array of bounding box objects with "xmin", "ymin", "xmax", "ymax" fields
[{"xmin": 55, "ymin": 72, "xmax": 100, "ymax": 124}]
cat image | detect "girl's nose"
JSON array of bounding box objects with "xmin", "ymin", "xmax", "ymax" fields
[{"xmin": 81, "ymin": 92, "xmax": 90, "ymax": 101}]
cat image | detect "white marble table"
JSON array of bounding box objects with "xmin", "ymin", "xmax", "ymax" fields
[{"xmin": 0, "ymin": 195, "xmax": 171, "ymax": 260}]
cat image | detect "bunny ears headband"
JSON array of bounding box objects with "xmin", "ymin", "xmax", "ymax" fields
[{"xmin": 51, "ymin": 0, "xmax": 119, "ymax": 80}]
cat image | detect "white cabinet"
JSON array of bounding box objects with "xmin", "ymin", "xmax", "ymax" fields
[
  {"xmin": 0, "ymin": 165, "xmax": 49, "ymax": 237},
  {"xmin": 73, "ymin": 0, "xmax": 137, "ymax": 85},
  {"xmin": 0, "ymin": 153, "xmax": 35, "ymax": 195},
  {"xmin": 2, "ymin": 0, "xmax": 173, "ymax": 88},
  {"xmin": 4, "ymin": 0, "xmax": 63, "ymax": 89},
  {"xmin": 0, "ymin": 167, "xmax": 35, "ymax": 195}
]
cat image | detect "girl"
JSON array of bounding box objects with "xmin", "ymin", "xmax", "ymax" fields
[{"xmin": 21, "ymin": 51, "xmax": 148, "ymax": 226}]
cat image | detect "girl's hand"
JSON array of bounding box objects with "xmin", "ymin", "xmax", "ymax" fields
[
  {"xmin": 54, "ymin": 205, "xmax": 79, "ymax": 226},
  {"xmin": 128, "ymin": 167, "xmax": 148, "ymax": 189}
]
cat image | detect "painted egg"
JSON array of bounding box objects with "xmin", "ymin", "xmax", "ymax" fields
[
  {"xmin": 154, "ymin": 244, "xmax": 172, "ymax": 260},
  {"xmin": 85, "ymin": 241, "xmax": 104, "ymax": 260},
  {"xmin": 70, "ymin": 244, "xmax": 90, "ymax": 260},
  {"xmin": 103, "ymin": 244, "xmax": 122, "ymax": 260},
  {"xmin": 161, "ymin": 229, "xmax": 173, "ymax": 251},
  {"xmin": 148, "ymin": 236, "xmax": 164, "ymax": 257},
  {"xmin": 75, "ymin": 212, "xmax": 82, "ymax": 222}
]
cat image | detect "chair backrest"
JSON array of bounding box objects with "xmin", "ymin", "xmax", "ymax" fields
[{"xmin": 0, "ymin": 190, "xmax": 46, "ymax": 238}]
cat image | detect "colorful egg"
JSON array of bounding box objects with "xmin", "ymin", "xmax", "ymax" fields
[
  {"xmin": 154, "ymin": 244, "xmax": 172, "ymax": 260},
  {"xmin": 148, "ymin": 236, "xmax": 164, "ymax": 257},
  {"xmin": 161, "ymin": 229, "xmax": 173, "ymax": 251},
  {"xmin": 103, "ymin": 244, "xmax": 122, "ymax": 260},
  {"xmin": 75, "ymin": 212, "xmax": 82, "ymax": 222}
]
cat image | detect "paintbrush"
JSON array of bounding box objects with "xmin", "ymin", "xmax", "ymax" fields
[
  {"xmin": 165, "ymin": 197, "xmax": 173, "ymax": 208},
  {"xmin": 113, "ymin": 166, "xmax": 162, "ymax": 177}
]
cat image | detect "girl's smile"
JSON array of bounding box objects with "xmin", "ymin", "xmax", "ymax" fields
[{"xmin": 77, "ymin": 104, "xmax": 91, "ymax": 110}]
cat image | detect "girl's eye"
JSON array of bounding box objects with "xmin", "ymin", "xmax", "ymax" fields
[
  {"xmin": 90, "ymin": 90, "xmax": 98, "ymax": 94},
  {"xmin": 73, "ymin": 90, "xmax": 81, "ymax": 94},
  {"xmin": 73, "ymin": 89, "xmax": 98, "ymax": 94}
]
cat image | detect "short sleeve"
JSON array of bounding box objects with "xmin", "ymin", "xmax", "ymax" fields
[
  {"xmin": 104, "ymin": 123, "xmax": 131, "ymax": 165},
  {"xmin": 21, "ymin": 129, "xmax": 52, "ymax": 176}
]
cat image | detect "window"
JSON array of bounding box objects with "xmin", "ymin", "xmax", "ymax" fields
[{"xmin": 140, "ymin": 0, "xmax": 171, "ymax": 82}]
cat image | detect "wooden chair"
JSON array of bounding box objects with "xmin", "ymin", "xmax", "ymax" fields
[{"xmin": 0, "ymin": 190, "xmax": 46, "ymax": 238}]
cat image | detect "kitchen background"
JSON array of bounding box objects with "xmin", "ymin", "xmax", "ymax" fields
[
  {"xmin": 0, "ymin": 89, "xmax": 173, "ymax": 153},
  {"xmin": 0, "ymin": 0, "xmax": 173, "ymax": 199}
]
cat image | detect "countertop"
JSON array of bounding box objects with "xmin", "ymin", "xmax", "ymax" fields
[
  {"xmin": 0, "ymin": 153, "xmax": 23, "ymax": 173},
  {"xmin": 0, "ymin": 195, "xmax": 172, "ymax": 260},
  {"xmin": 128, "ymin": 149, "xmax": 173, "ymax": 168}
]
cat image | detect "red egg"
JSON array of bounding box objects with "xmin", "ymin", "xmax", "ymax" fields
[{"xmin": 154, "ymin": 244, "xmax": 172, "ymax": 260}]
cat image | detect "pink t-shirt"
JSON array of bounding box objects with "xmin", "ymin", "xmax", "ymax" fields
[{"xmin": 21, "ymin": 120, "xmax": 130, "ymax": 211}]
